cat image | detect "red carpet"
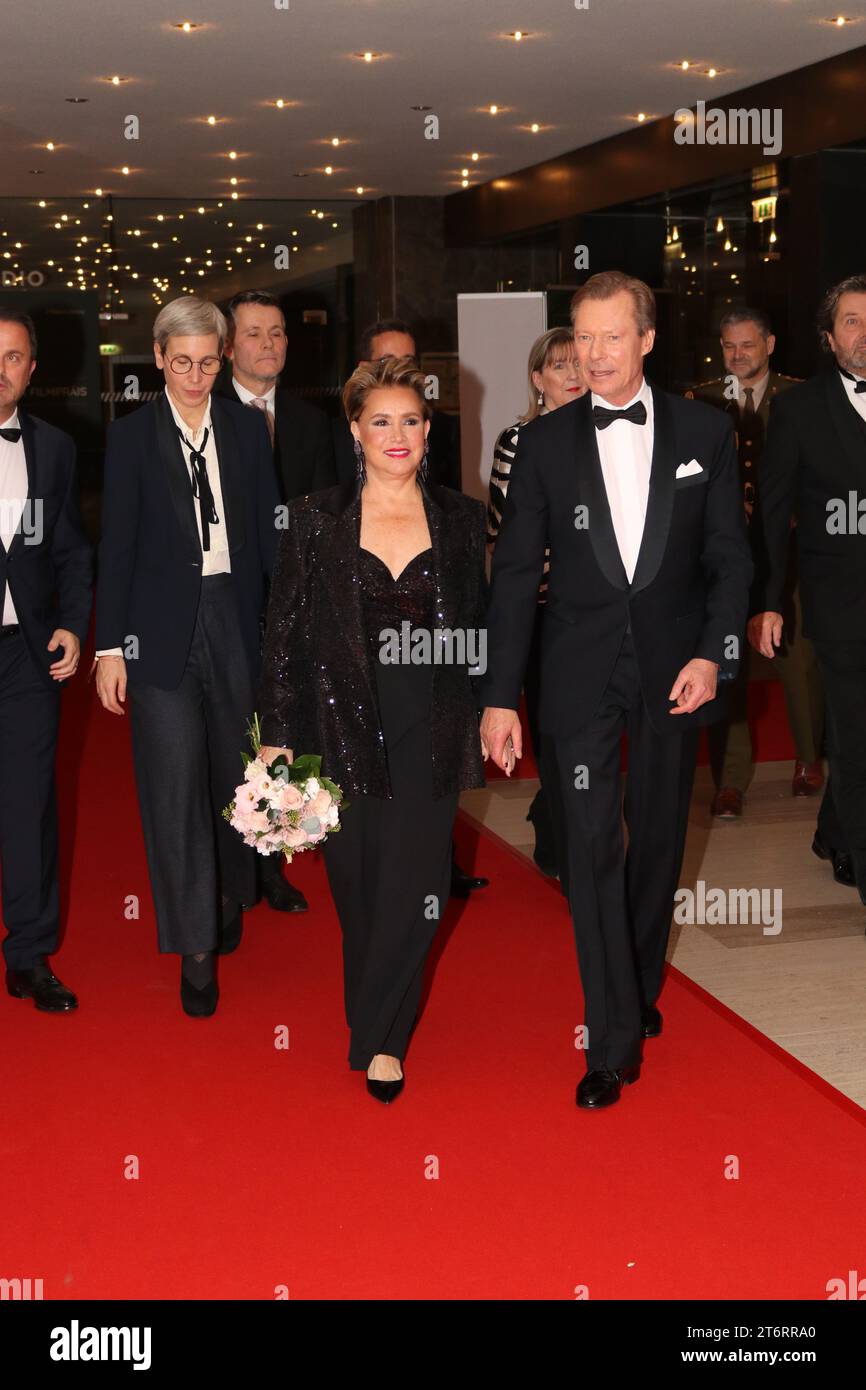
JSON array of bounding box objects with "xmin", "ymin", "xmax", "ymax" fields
[{"xmin": 1, "ymin": 662, "xmax": 863, "ymax": 1301}]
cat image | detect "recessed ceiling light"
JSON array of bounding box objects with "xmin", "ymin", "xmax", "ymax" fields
[
  {"xmin": 530, "ymin": 123, "xmax": 539, "ymax": 133},
  {"xmin": 121, "ymin": 166, "xmax": 130, "ymax": 175},
  {"xmin": 230, "ymin": 177, "xmax": 237, "ymax": 185},
  {"xmin": 207, "ymin": 115, "xmax": 217, "ymax": 125},
  {"xmin": 173, "ymin": 21, "xmax": 202, "ymax": 32},
  {"xmin": 461, "ymin": 167, "xmax": 468, "ymax": 175},
  {"xmin": 508, "ymin": 31, "xmax": 528, "ymax": 40},
  {"xmin": 462, "ymin": 179, "xmax": 469, "ymax": 188},
  {"xmin": 357, "ymin": 51, "xmax": 378, "ymax": 62},
  {"xmin": 706, "ymin": 67, "xmax": 718, "ymax": 77},
  {"xmin": 410, "ymin": 105, "xmax": 432, "ymax": 112},
  {"xmin": 827, "ymin": 14, "xmax": 851, "ymax": 24},
  {"xmin": 356, "ymin": 185, "xmax": 365, "ymax": 195},
  {"xmin": 331, "ymin": 137, "xmax": 340, "ymax": 146},
  {"xmin": 489, "ymin": 104, "xmax": 498, "ymax": 114},
  {"xmin": 228, "ymin": 150, "xmax": 237, "ymax": 159},
  {"xmin": 46, "ymin": 142, "xmax": 56, "ymax": 151},
  {"xmin": 65, "ymin": 97, "xmax": 88, "ymax": 104},
  {"xmin": 325, "ymin": 165, "xmax": 333, "ymax": 175},
  {"xmin": 471, "ymin": 152, "xmax": 479, "ymax": 161},
  {"xmin": 332, "ymin": 221, "xmax": 338, "ymax": 228},
  {"xmin": 636, "ymin": 113, "xmax": 646, "ymax": 123},
  {"xmin": 38, "ymin": 199, "xmax": 46, "ymax": 207},
  {"xmin": 679, "ymin": 60, "xmax": 690, "ymax": 70},
  {"xmin": 293, "ymin": 172, "xmax": 309, "ymax": 178}
]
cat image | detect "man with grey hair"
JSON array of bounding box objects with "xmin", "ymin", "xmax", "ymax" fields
[
  {"xmin": 751, "ymin": 274, "xmax": 866, "ymax": 912},
  {"xmin": 94, "ymin": 295, "xmax": 280, "ymax": 1016},
  {"xmin": 686, "ymin": 307, "xmax": 823, "ymax": 817}
]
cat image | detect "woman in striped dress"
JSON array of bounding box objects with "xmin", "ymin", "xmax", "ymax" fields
[{"xmin": 487, "ymin": 327, "xmax": 587, "ymax": 882}]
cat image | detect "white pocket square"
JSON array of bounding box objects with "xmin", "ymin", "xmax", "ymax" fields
[{"xmin": 675, "ymin": 459, "xmax": 704, "ymax": 478}]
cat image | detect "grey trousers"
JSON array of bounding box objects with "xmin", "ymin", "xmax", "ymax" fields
[{"xmin": 128, "ymin": 574, "xmax": 258, "ymax": 954}]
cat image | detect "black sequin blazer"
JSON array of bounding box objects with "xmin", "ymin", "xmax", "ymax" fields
[{"xmin": 257, "ymin": 478, "xmax": 488, "ymax": 799}]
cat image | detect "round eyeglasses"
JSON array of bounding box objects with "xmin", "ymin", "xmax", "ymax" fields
[{"xmin": 166, "ymin": 354, "xmax": 223, "ymax": 376}]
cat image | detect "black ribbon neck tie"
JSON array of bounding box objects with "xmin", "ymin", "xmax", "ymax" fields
[
  {"xmin": 179, "ymin": 426, "xmax": 219, "ymax": 552},
  {"xmin": 592, "ymin": 401, "xmax": 648, "ymax": 430},
  {"xmin": 840, "ymin": 368, "xmax": 866, "ymax": 394},
  {"xmin": 0, "ymin": 427, "xmax": 22, "ymax": 443}
]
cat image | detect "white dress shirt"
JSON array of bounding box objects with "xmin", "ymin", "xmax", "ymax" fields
[
  {"xmin": 0, "ymin": 408, "xmax": 26, "ymax": 625},
  {"xmin": 95, "ymin": 390, "xmax": 230, "ymax": 657},
  {"xmin": 592, "ymin": 378, "xmax": 653, "ymax": 583},
  {"xmin": 732, "ymin": 370, "xmax": 770, "ymax": 413},
  {"xmin": 840, "ymin": 368, "xmax": 866, "ymax": 425}
]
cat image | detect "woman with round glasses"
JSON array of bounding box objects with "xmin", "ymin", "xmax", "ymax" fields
[{"xmin": 94, "ymin": 296, "xmax": 280, "ymax": 1017}]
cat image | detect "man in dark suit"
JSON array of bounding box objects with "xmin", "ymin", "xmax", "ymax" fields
[
  {"xmin": 219, "ymin": 289, "xmax": 337, "ymax": 914},
  {"xmin": 479, "ymin": 271, "xmax": 752, "ymax": 1109},
  {"xmin": 0, "ymin": 306, "xmax": 92, "ymax": 1011},
  {"xmin": 750, "ymin": 273, "xmax": 866, "ymax": 911},
  {"xmin": 332, "ymin": 320, "xmax": 461, "ymax": 492},
  {"xmin": 94, "ymin": 295, "xmax": 279, "ymax": 1016},
  {"xmin": 686, "ymin": 307, "xmax": 823, "ymax": 816}
]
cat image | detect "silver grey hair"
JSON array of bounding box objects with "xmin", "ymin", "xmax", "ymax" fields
[{"xmin": 153, "ymin": 295, "xmax": 227, "ymax": 351}]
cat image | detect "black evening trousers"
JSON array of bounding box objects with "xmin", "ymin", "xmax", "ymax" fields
[
  {"xmin": 322, "ymin": 659, "xmax": 457, "ymax": 1070},
  {"xmin": 813, "ymin": 639, "xmax": 866, "ymax": 889},
  {"xmin": 546, "ymin": 633, "xmax": 698, "ymax": 1073},
  {"xmin": 128, "ymin": 574, "xmax": 258, "ymax": 954},
  {"xmin": 0, "ymin": 634, "xmax": 61, "ymax": 970}
]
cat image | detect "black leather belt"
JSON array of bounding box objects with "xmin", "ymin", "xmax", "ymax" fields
[{"xmin": 0, "ymin": 624, "xmax": 21, "ymax": 639}]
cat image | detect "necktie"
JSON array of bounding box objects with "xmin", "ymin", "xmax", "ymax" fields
[
  {"xmin": 250, "ymin": 396, "xmax": 275, "ymax": 445},
  {"xmin": 840, "ymin": 368, "xmax": 866, "ymax": 394},
  {"xmin": 591, "ymin": 401, "xmax": 647, "ymax": 430},
  {"xmin": 178, "ymin": 427, "xmax": 219, "ymax": 552},
  {"xmin": 0, "ymin": 427, "xmax": 22, "ymax": 443},
  {"xmin": 741, "ymin": 386, "xmax": 755, "ymax": 419}
]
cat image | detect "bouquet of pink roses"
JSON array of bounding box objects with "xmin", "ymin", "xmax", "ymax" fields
[{"xmin": 223, "ymin": 713, "xmax": 345, "ymax": 862}]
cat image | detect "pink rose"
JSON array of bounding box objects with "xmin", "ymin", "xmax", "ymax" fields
[
  {"xmin": 307, "ymin": 788, "xmax": 332, "ymax": 818},
  {"xmin": 275, "ymin": 781, "xmax": 305, "ymax": 812}
]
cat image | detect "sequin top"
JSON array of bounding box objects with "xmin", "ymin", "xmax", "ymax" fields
[{"xmin": 359, "ymin": 547, "xmax": 435, "ymax": 657}]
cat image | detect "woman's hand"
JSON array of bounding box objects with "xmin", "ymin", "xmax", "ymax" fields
[{"xmin": 259, "ymin": 745, "xmax": 293, "ymax": 766}]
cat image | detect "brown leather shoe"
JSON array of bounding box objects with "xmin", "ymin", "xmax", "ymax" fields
[
  {"xmin": 792, "ymin": 760, "xmax": 824, "ymax": 797},
  {"xmin": 711, "ymin": 787, "xmax": 743, "ymax": 819}
]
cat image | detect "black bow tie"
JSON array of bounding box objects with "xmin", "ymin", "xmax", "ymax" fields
[
  {"xmin": 592, "ymin": 401, "xmax": 648, "ymax": 430},
  {"xmin": 840, "ymin": 368, "xmax": 866, "ymax": 394},
  {"xmin": 0, "ymin": 426, "xmax": 22, "ymax": 443}
]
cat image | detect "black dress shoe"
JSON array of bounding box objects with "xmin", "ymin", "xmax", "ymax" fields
[
  {"xmin": 262, "ymin": 872, "xmax": 308, "ymax": 913},
  {"xmin": 180, "ymin": 955, "xmax": 218, "ymax": 1017},
  {"xmin": 812, "ymin": 832, "xmax": 857, "ymax": 888},
  {"xmin": 641, "ymin": 1005, "xmax": 663, "ymax": 1038},
  {"xmin": 576, "ymin": 1066, "xmax": 639, "ymax": 1109},
  {"xmin": 6, "ymin": 963, "xmax": 78, "ymax": 1013},
  {"xmin": 366, "ymin": 1075, "xmax": 405, "ymax": 1104},
  {"xmin": 450, "ymin": 863, "xmax": 489, "ymax": 898}
]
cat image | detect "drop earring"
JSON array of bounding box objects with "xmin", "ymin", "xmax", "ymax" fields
[
  {"xmin": 419, "ymin": 439, "xmax": 430, "ymax": 483},
  {"xmin": 353, "ymin": 437, "xmax": 367, "ymax": 484}
]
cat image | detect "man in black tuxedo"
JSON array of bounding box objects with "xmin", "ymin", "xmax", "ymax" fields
[
  {"xmin": 750, "ymin": 274, "xmax": 866, "ymax": 911},
  {"xmin": 479, "ymin": 271, "xmax": 752, "ymax": 1109},
  {"xmin": 332, "ymin": 320, "xmax": 461, "ymax": 492},
  {"xmin": 335, "ymin": 319, "xmax": 483, "ymax": 898},
  {"xmin": 0, "ymin": 307, "xmax": 92, "ymax": 1011},
  {"xmin": 219, "ymin": 289, "xmax": 337, "ymax": 914}
]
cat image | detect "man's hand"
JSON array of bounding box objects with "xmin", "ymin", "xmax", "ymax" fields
[
  {"xmin": 480, "ymin": 707, "xmax": 522, "ymax": 776},
  {"xmin": 95, "ymin": 654, "xmax": 128, "ymax": 715},
  {"xmin": 668, "ymin": 658, "xmax": 718, "ymax": 715},
  {"xmin": 748, "ymin": 612, "xmax": 783, "ymax": 659},
  {"xmin": 47, "ymin": 629, "xmax": 80, "ymax": 681}
]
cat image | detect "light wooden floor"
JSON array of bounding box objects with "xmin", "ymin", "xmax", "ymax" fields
[{"xmin": 460, "ymin": 760, "xmax": 866, "ymax": 1109}]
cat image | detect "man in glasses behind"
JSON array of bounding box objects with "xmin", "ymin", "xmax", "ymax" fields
[{"xmin": 94, "ymin": 296, "xmax": 279, "ymax": 1017}]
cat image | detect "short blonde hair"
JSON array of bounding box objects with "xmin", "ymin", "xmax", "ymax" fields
[
  {"xmin": 570, "ymin": 271, "xmax": 656, "ymax": 337},
  {"xmin": 343, "ymin": 354, "xmax": 432, "ymax": 422},
  {"xmin": 153, "ymin": 295, "xmax": 227, "ymax": 352}
]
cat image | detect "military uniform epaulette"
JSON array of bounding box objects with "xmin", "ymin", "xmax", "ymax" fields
[{"xmin": 683, "ymin": 378, "xmax": 729, "ymax": 401}]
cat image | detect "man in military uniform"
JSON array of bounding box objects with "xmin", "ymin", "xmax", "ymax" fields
[{"xmin": 686, "ymin": 306, "xmax": 824, "ymax": 817}]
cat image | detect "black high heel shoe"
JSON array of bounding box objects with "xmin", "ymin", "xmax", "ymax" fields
[
  {"xmin": 180, "ymin": 953, "xmax": 218, "ymax": 1017},
  {"xmin": 366, "ymin": 1068, "xmax": 405, "ymax": 1104}
]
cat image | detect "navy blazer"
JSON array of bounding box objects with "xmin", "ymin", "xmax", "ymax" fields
[
  {"xmin": 0, "ymin": 409, "xmax": 92, "ymax": 686},
  {"xmin": 476, "ymin": 383, "xmax": 754, "ymax": 739},
  {"xmin": 95, "ymin": 392, "xmax": 279, "ymax": 689}
]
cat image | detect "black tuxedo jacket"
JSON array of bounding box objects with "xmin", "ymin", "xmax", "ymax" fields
[
  {"xmin": 257, "ymin": 478, "xmax": 487, "ymax": 798},
  {"xmin": 218, "ymin": 379, "xmax": 336, "ymax": 501},
  {"xmin": 476, "ymin": 383, "xmax": 753, "ymax": 738},
  {"xmin": 95, "ymin": 392, "xmax": 279, "ymax": 689},
  {"xmin": 0, "ymin": 409, "xmax": 92, "ymax": 685},
  {"xmin": 751, "ymin": 368, "xmax": 866, "ymax": 641},
  {"xmin": 332, "ymin": 408, "xmax": 461, "ymax": 491}
]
